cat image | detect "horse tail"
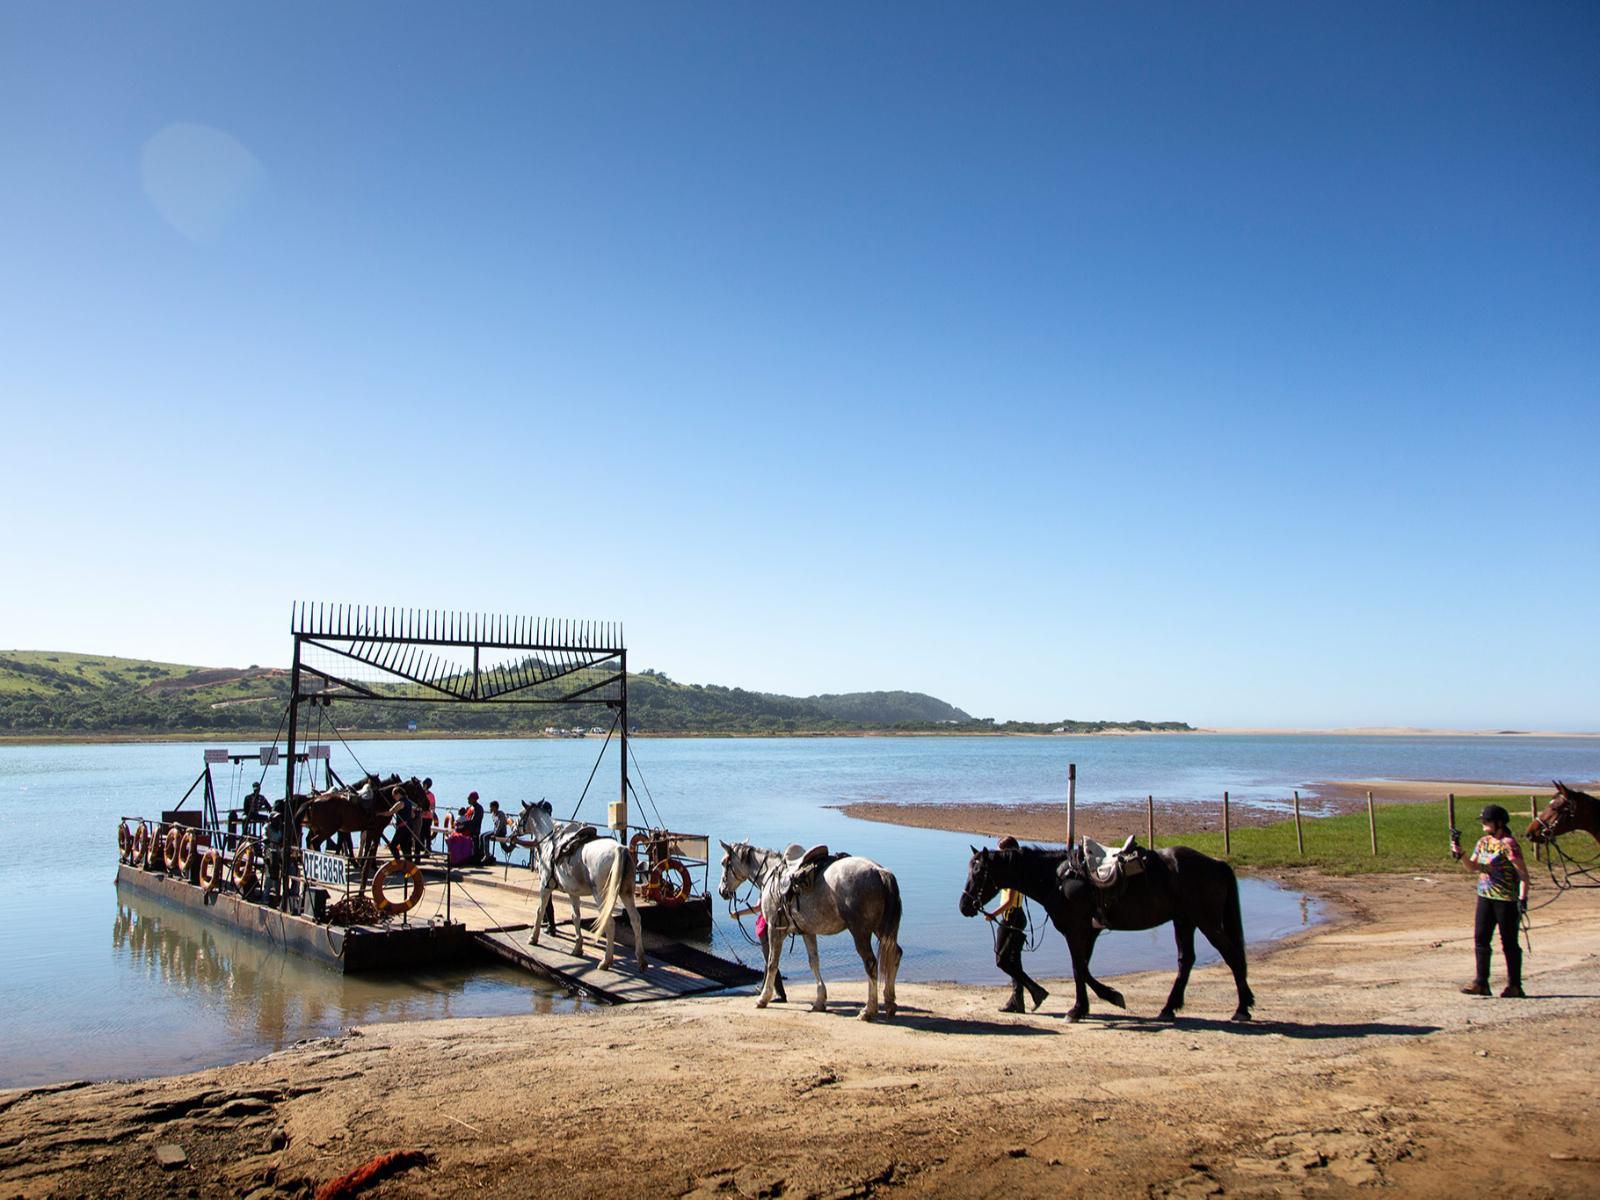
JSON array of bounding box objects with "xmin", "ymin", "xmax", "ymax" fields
[
  {"xmin": 1221, "ymin": 859, "xmax": 1255, "ymax": 1008},
  {"xmin": 596, "ymin": 843, "xmax": 627, "ymax": 925},
  {"xmin": 882, "ymin": 868, "xmax": 902, "ymax": 942}
]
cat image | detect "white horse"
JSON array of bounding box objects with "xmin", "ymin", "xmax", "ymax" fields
[
  {"xmin": 521, "ymin": 801, "xmax": 645, "ymax": 971},
  {"xmin": 718, "ymin": 840, "xmax": 902, "ymax": 1020}
]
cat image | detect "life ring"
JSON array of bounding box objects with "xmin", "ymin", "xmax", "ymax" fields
[
  {"xmin": 629, "ymin": 831, "xmax": 653, "ymax": 858},
  {"xmin": 162, "ymin": 825, "xmax": 183, "ymax": 872},
  {"xmin": 649, "ymin": 858, "xmax": 693, "ymax": 906},
  {"xmin": 232, "ymin": 841, "xmax": 259, "ymax": 896},
  {"xmin": 118, "ymin": 822, "xmax": 132, "ymax": 861},
  {"xmin": 198, "ymin": 849, "xmax": 224, "ymax": 894},
  {"xmin": 177, "ymin": 830, "xmax": 198, "ymax": 877},
  {"xmin": 371, "ymin": 859, "xmax": 425, "ymax": 915},
  {"xmin": 442, "ymin": 814, "xmax": 454, "ymax": 832},
  {"xmin": 132, "ymin": 822, "xmax": 151, "ymax": 867}
]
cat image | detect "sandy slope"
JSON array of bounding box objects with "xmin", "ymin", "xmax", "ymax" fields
[{"xmin": 4, "ymin": 871, "xmax": 1598, "ymax": 1199}]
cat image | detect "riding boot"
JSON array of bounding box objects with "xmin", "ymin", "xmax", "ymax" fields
[
  {"xmin": 1502, "ymin": 944, "xmax": 1523, "ymax": 997},
  {"xmin": 1473, "ymin": 944, "xmax": 1493, "ymax": 989},
  {"xmin": 1029, "ymin": 982, "xmax": 1050, "ymax": 1011},
  {"xmin": 1000, "ymin": 983, "xmax": 1025, "ymax": 1013}
]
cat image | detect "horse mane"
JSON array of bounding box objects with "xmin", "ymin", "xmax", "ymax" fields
[{"xmin": 1557, "ymin": 780, "xmax": 1598, "ymax": 805}]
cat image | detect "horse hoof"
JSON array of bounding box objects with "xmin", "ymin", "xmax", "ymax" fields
[
  {"xmin": 1157, "ymin": 1008, "xmax": 1177, "ymax": 1022},
  {"xmin": 1231, "ymin": 1009, "xmax": 1253, "ymax": 1023},
  {"xmin": 859, "ymin": 1009, "xmax": 876, "ymax": 1021},
  {"xmin": 811, "ymin": 1003, "xmax": 828, "ymax": 1013},
  {"xmin": 1065, "ymin": 1007, "xmax": 1086, "ymax": 1023},
  {"xmin": 1106, "ymin": 990, "xmax": 1126, "ymax": 1010},
  {"xmin": 756, "ymin": 998, "xmax": 770, "ymax": 1009}
]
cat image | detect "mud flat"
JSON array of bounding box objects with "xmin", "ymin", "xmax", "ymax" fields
[{"xmin": 3, "ymin": 871, "xmax": 1598, "ymax": 1198}]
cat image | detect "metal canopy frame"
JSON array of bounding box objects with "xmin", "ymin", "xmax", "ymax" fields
[{"xmin": 282, "ymin": 604, "xmax": 632, "ymax": 894}]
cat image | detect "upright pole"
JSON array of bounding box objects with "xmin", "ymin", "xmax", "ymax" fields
[
  {"xmin": 1146, "ymin": 795, "xmax": 1154, "ymax": 848},
  {"xmin": 1222, "ymin": 791, "xmax": 1231, "ymax": 856},
  {"xmin": 615, "ymin": 650, "xmax": 630, "ymax": 838},
  {"xmin": 1293, "ymin": 790, "xmax": 1304, "ymax": 857},
  {"xmin": 281, "ymin": 634, "xmax": 302, "ymax": 912},
  {"xmin": 1530, "ymin": 795, "xmax": 1541, "ymax": 862},
  {"xmin": 1367, "ymin": 790, "xmax": 1378, "ymax": 856},
  {"xmin": 1067, "ymin": 763, "xmax": 1077, "ymax": 845}
]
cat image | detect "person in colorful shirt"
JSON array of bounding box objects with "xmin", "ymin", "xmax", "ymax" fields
[
  {"xmin": 982, "ymin": 836, "xmax": 1049, "ymax": 1013},
  {"xmin": 1450, "ymin": 803, "xmax": 1530, "ymax": 997}
]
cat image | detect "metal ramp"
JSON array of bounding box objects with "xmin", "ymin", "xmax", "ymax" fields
[{"xmin": 473, "ymin": 924, "xmax": 760, "ymax": 1004}]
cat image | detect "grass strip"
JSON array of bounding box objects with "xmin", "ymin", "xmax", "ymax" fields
[{"xmin": 1175, "ymin": 796, "xmax": 1589, "ymax": 876}]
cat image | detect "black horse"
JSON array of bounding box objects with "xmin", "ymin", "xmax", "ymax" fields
[{"xmin": 959, "ymin": 843, "xmax": 1255, "ymax": 1023}]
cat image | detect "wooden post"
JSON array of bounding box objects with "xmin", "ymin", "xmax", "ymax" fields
[
  {"xmin": 1448, "ymin": 793, "xmax": 1459, "ymax": 860},
  {"xmin": 1222, "ymin": 790, "xmax": 1231, "ymax": 856},
  {"xmin": 1530, "ymin": 796, "xmax": 1541, "ymax": 862},
  {"xmin": 1293, "ymin": 790, "xmax": 1304, "ymax": 856},
  {"xmin": 1367, "ymin": 790, "xmax": 1378, "ymax": 856},
  {"xmin": 1067, "ymin": 763, "xmax": 1077, "ymax": 845},
  {"xmin": 1147, "ymin": 795, "xmax": 1155, "ymax": 848}
]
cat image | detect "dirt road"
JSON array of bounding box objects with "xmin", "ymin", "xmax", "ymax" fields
[{"xmin": 4, "ymin": 873, "xmax": 1597, "ymax": 1199}]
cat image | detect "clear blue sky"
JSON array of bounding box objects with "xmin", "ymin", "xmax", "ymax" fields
[{"xmin": 3, "ymin": 3, "xmax": 1596, "ymax": 729}]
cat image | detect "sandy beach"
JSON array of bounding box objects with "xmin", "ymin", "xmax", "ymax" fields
[{"xmin": 4, "ymin": 863, "xmax": 1599, "ymax": 1198}]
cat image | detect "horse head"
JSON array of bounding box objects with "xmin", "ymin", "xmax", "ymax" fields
[
  {"xmin": 1529, "ymin": 780, "xmax": 1586, "ymax": 844},
  {"xmin": 958, "ymin": 846, "xmax": 1000, "ymax": 917},
  {"xmin": 517, "ymin": 799, "xmax": 553, "ymax": 840},
  {"xmin": 718, "ymin": 840, "xmax": 763, "ymax": 900}
]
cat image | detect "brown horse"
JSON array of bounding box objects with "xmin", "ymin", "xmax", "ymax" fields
[
  {"xmin": 1527, "ymin": 781, "xmax": 1600, "ymax": 848},
  {"xmin": 296, "ymin": 774, "xmax": 416, "ymax": 883}
]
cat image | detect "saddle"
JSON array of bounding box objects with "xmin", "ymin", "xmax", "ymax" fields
[
  {"xmin": 1057, "ymin": 836, "xmax": 1149, "ymax": 930},
  {"xmin": 777, "ymin": 843, "xmax": 846, "ymax": 903},
  {"xmin": 552, "ymin": 823, "xmax": 599, "ymax": 864}
]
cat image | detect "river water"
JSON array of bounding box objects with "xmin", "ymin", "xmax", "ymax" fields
[{"xmin": 2, "ymin": 733, "xmax": 1594, "ymax": 1087}]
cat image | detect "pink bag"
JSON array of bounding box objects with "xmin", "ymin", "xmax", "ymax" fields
[{"xmin": 447, "ymin": 832, "xmax": 474, "ymax": 866}]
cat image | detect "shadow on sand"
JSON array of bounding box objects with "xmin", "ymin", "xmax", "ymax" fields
[
  {"xmin": 1043, "ymin": 1010, "xmax": 1441, "ymax": 1039},
  {"xmin": 801, "ymin": 1002, "xmax": 1059, "ymax": 1036}
]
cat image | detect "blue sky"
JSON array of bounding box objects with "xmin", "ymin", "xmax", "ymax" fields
[{"xmin": 2, "ymin": 3, "xmax": 1596, "ymax": 729}]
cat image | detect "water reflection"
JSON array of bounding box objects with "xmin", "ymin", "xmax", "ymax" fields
[{"xmin": 1, "ymin": 883, "xmax": 587, "ymax": 1088}]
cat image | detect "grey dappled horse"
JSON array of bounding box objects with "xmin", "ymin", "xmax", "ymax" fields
[
  {"xmin": 718, "ymin": 840, "xmax": 902, "ymax": 1020},
  {"xmin": 520, "ymin": 801, "xmax": 645, "ymax": 971}
]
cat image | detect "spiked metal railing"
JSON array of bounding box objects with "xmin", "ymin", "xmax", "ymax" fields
[{"xmin": 289, "ymin": 602, "xmax": 625, "ymax": 705}]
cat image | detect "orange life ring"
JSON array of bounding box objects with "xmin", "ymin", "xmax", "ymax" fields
[
  {"xmin": 629, "ymin": 831, "xmax": 653, "ymax": 858},
  {"xmin": 371, "ymin": 859, "xmax": 425, "ymax": 915},
  {"xmin": 118, "ymin": 822, "xmax": 132, "ymax": 861},
  {"xmin": 442, "ymin": 814, "xmax": 454, "ymax": 832},
  {"xmin": 198, "ymin": 849, "xmax": 224, "ymax": 894},
  {"xmin": 232, "ymin": 841, "xmax": 259, "ymax": 895},
  {"xmin": 132, "ymin": 822, "xmax": 151, "ymax": 867},
  {"xmin": 649, "ymin": 858, "xmax": 693, "ymax": 906},
  {"xmin": 177, "ymin": 830, "xmax": 198, "ymax": 877},
  {"xmin": 162, "ymin": 825, "xmax": 183, "ymax": 872}
]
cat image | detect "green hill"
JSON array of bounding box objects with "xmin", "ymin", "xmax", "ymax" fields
[{"xmin": 0, "ymin": 651, "xmax": 1188, "ymax": 738}]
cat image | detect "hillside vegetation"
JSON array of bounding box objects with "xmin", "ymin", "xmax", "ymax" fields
[{"xmin": 0, "ymin": 651, "xmax": 1190, "ymax": 738}]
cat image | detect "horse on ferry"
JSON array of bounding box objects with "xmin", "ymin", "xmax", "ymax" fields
[
  {"xmin": 1527, "ymin": 781, "xmax": 1600, "ymax": 849},
  {"xmin": 296, "ymin": 774, "xmax": 418, "ymax": 884},
  {"xmin": 520, "ymin": 801, "xmax": 645, "ymax": 972},
  {"xmin": 717, "ymin": 840, "xmax": 902, "ymax": 1020},
  {"xmin": 959, "ymin": 840, "xmax": 1254, "ymax": 1023}
]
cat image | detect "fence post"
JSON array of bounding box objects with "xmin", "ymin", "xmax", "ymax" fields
[
  {"xmin": 1067, "ymin": 763, "xmax": 1077, "ymax": 846},
  {"xmin": 1223, "ymin": 791, "xmax": 1231, "ymax": 856},
  {"xmin": 1147, "ymin": 795, "xmax": 1155, "ymax": 848},
  {"xmin": 1367, "ymin": 790, "xmax": 1378, "ymax": 856},
  {"xmin": 1293, "ymin": 790, "xmax": 1304, "ymax": 856}
]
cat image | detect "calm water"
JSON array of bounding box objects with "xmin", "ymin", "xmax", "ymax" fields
[{"xmin": 2, "ymin": 733, "xmax": 1595, "ymax": 1087}]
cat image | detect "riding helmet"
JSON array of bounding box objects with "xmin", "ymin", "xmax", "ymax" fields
[{"xmin": 1478, "ymin": 803, "xmax": 1510, "ymax": 827}]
